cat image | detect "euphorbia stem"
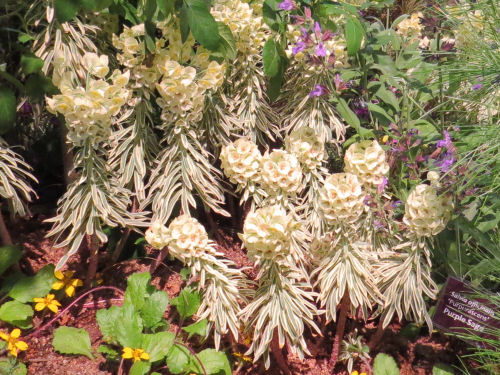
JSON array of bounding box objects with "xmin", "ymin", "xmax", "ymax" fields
[
  {"xmin": 0, "ymin": 206, "xmax": 12, "ymax": 246},
  {"xmin": 85, "ymin": 234, "xmax": 99, "ymax": 288},
  {"xmin": 270, "ymin": 327, "xmax": 291, "ymax": 375},
  {"xmin": 368, "ymin": 316, "xmax": 386, "ymax": 350},
  {"xmin": 25, "ymin": 286, "xmax": 124, "ymax": 339},
  {"xmin": 329, "ymin": 291, "xmax": 350, "ymax": 368},
  {"xmin": 150, "ymin": 246, "xmax": 169, "ymax": 274},
  {"xmin": 110, "ymin": 198, "xmax": 137, "ymax": 263}
]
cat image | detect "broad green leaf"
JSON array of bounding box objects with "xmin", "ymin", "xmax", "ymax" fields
[
  {"xmin": 171, "ymin": 287, "xmax": 201, "ymax": 319},
  {"xmin": 96, "ymin": 305, "xmax": 121, "ymax": 343},
  {"xmin": 345, "ymin": 17, "xmax": 363, "ymax": 55},
  {"xmin": 182, "ymin": 319, "xmax": 208, "ymax": 339},
  {"xmin": 166, "ymin": 344, "xmax": 191, "ymax": 374},
  {"xmin": 367, "ymin": 102, "xmax": 395, "ymax": 125},
  {"xmin": 263, "ymin": 39, "xmax": 280, "ymax": 77},
  {"xmin": 267, "ymin": 64, "xmax": 284, "ymax": 102},
  {"xmin": 211, "ymin": 23, "xmax": 237, "ymax": 61},
  {"xmin": 157, "ymin": 0, "xmax": 173, "ymax": 16},
  {"xmin": 0, "ymin": 301, "xmax": 33, "ymax": 329},
  {"xmin": 54, "ymin": 0, "xmax": 79, "ymax": 23},
  {"xmin": 124, "ymin": 272, "xmax": 153, "ymax": 311},
  {"xmin": 20, "ymin": 55, "xmax": 43, "ymax": 75},
  {"xmin": 373, "ymin": 353, "xmax": 399, "ymax": 375},
  {"xmin": 115, "ymin": 303, "xmax": 143, "ymax": 348},
  {"xmin": 97, "ymin": 344, "xmax": 120, "ymax": 360},
  {"xmin": 391, "ymin": 14, "xmax": 409, "ymax": 29},
  {"xmin": 190, "ymin": 349, "xmax": 231, "ymax": 375},
  {"xmin": 141, "ymin": 290, "xmax": 169, "ymax": 329},
  {"xmin": 9, "ymin": 264, "xmax": 56, "ymax": 303},
  {"xmin": 18, "ymin": 34, "xmax": 34, "ymax": 43},
  {"xmin": 336, "ymin": 98, "xmax": 360, "ymax": 131},
  {"xmin": 0, "ymin": 246, "xmax": 22, "ymax": 276},
  {"xmin": 0, "ymin": 87, "xmax": 16, "ymax": 135},
  {"xmin": 141, "ymin": 331, "xmax": 175, "ymax": 362},
  {"xmin": 0, "ymin": 359, "xmax": 27, "ymax": 375},
  {"xmin": 186, "ymin": 0, "xmax": 220, "ymax": 50},
  {"xmin": 130, "ymin": 361, "xmax": 151, "ymax": 375},
  {"xmin": 433, "ymin": 363, "xmax": 455, "ymax": 375},
  {"xmin": 52, "ymin": 326, "xmax": 93, "ymax": 359},
  {"xmin": 375, "ymin": 87, "xmax": 400, "ymax": 112}
]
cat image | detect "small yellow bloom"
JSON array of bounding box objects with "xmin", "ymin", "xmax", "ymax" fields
[
  {"xmin": 52, "ymin": 270, "xmax": 83, "ymax": 297},
  {"xmin": 350, "ymin": 372, "xmax": 367, "ymax": 375},
  {"xmin": 33, "ymin": 294, "xmax": 62, "ymax": 313},
  {"xmin": 0, "ymin": 329, "xmax": 28, "ymax": 357},
  {"xmin": 122, "ymin": 347, "xmax": 150, "ymax": 363},
  {"xmin": 233, "ymin": 352, "xmax": 252, "ymax": 362},
  {"xmin": 382, "ymin": 135, "xmax": 389, "ymax": 143}
]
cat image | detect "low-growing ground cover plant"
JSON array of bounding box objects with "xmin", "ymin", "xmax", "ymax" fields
[{"xmin": 0, "ymin": 0, "xmax": 498, "ymax": 374}]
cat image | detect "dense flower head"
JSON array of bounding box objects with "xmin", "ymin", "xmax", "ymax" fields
[
  {"xmin": 211, "ymin": 0, "xmax": 268, "ymax": 55},
  {"xmin": 403, "ymin": 184, "xmax": 453, "ymax": 237},
  {"xmin": 285, "ymin": 127, "xmax": 325, "ymax": 170},
  {"xmin": 0, "ymin": 329, "xmax": 28, "ymax": 357},
  {"xmin": 396, "ymin": 12, "xmax": 423, "ymax": 39},
  {"xmin": 240, "ymin": 205, "xmax": 298, "ymax": 261},
  {"xmin": 344, "ymin": 140, "xmax": 390, "ymax": 186},
  {"xmin": 260, "ymin": 150, "xmax": 303, "ymax": 195},
  {"xmin": 46, "ymin": 54, "xmax": 131, "ymax": 146},
  {"xmin": 220, "ymin": 138, "xmax": 262, "ymax": 187},
  {"xmin": 318, "ymin": 173, "xmax": 365, "ymax": 224},
  {"xmin": 144, "ymin": 221, "xmax": 170, "ymax": 249}
]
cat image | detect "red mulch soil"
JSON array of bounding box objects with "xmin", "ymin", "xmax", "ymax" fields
[{"xmin": 1, "ymin": 217, "xmax": 480, "ymax": 375}]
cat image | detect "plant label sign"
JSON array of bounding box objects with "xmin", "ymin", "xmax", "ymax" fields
[{"xmin": 433, "ymin": 277, "xmax": 499, "ymax": 347}]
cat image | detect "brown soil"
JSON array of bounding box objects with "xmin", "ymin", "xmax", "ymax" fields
[{"xmin": 1, "ymin": 217, "xmax": 481, "ymax": 375}]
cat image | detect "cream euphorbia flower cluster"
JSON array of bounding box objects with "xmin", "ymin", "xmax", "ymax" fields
[
  {"xmin": 220, "ymin": 138, "xmax": 261, "ymax": 187},
  {"xmin": 403, "ymin": 184, "xmax": 453, "ymax": 237},
  {"xmin": 344, "ymin": 140, "xmax": 390, "ymax": 187},
  {"xmin": 318, "ymin": 173, "xmax": 365, "ymax": 225},
  {"xmin": 260, "ymin": 150, "xmax": 303, "ymax": 195},
  {"xmin": 240, "ymin": 205, "xmax": 298, "ymax": 262},
  {"xmin": 46, "ymin": 53, "xmax": 131, "ymax": 146},
  {"xmin": 285, "ymin": 127, "xmax": 325, "ymax": 171},
  {"xmin": 396, "ymin": 12, "xmax": 423, "ymax": 39},
  {"xmin": 145, "ymin": 215, "xmax": 213, "ymax": 262},
  {"xmin": 211, "ymin": 0, "xmax": 267, "ymax": 55}
]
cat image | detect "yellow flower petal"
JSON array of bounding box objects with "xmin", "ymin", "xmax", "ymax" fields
[
  {"xmin": 64, "ymin": 271, "xmax": 75, "ymax": 278},
  {"xmin": 47, "ymin": 303, "xmax": 59, "ymax": 313},
  {"xmin": 46, "ymin": 294, "xmax": 56, "ymax": 301},
  {"xmin": 54, "ymin": 300, "xmax": 62, "ymax": 307},
  {"xmin": 52, "ymin": 281, "xmax": 65, "ymax": 290},
  {"xmin": 140, "ymin": 352, "xmax": 150, "ymax": 361},
  {"xmin": 351, "ymin": 372, "xmax": 359, "ymax": 375},
  {"xmin": 65, "ymin": 286, "xmax": 75, "ymax": 297},
  {"xmin": 0, "ymin": 332, "xmax": 9, "ymax": 341},
  {"xmin": 71, "ymin": 279, "xmax": 83, "ymax": 287},
  {"xmin": 10, "ymin": 347, "xmax": 18, "ymax": 357},
  {"xmin": 10, "ymin": 329, "xmax": 21, "ymax": 339},
  {"xmin": 15, "ymin": 341, "xmax": 28, "ymax": 351},
  {"xmin": 33, "ymin": 297, "xmax": 45, "ymax": 303},
  {"xmin": 122, "ymin": 347, "xmax": 133, "ymax": 359},
  {"xmin": 54, "ymin": 271, "xmax": 65, "ymax": 280},
  {"xmin": 35, "ymin": 303, "xmax": 46, "ymax": 311}
]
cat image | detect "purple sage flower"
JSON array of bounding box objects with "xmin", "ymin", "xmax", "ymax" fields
[
  {"xmin": 437, "ymin": 130, "xmax": 452, "ymax": 149},
  {"xmin": 315, "ymin": 43, "xmax": 327, "ymax": 57},
  {"xmin": 309, "ymin": 84, "xmax": 329, "ymax": 98},
  {"xmin": 292, "ymin": 41, "xmax": 306, "ymax": 55},
  {"xmin": 278, "ymin": 0, "xmax": 295, "ymax": 11},
  {"xmin": 377, "ymin": 176, "xmax": 388, "ymax": 194},
  {"xmin": 472, "ymin": 83, "xmax": 483, "ymax": 90}
]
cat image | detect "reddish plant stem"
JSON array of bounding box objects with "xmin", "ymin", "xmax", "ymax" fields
[
  {"xmin": 150, "ymin": 246, "xmax": 169, "ymax": 275},
  {"xmin": 329, "ymin": 292, "xmax": 350, "ymax": 368},
  {"xmin": 368, "ymin": 317, "xmax": 386, "ymax": 351},
  {"xmin": 25, "ymin": 286, "xmax": 124, "ymax": 339},
  {"xmin": 270, "ymin": 327, "xmax": 291, "ymax": 375},
  {"xmin": 82, "ymin": 298, "xmax": 124, "ymax": 309},
  {"xmin": 85, "ymin": 234, "xmax": 99, "ymax": 288},
  {"xmin": 0, "ymin": 206, "xmax": 13, "ymax": 246},
  {"xmin": 174, "ymin": 341, "xmax": 207, "ymax": 375},
  {"xmin": 117, "ymin": 358, "xmax": 124, "ymax": 375}
]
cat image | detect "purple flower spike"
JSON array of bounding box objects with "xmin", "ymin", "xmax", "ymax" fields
[
  {"xmin": 309, "ymin": 84, "xmax": 329, "ymax": 98},
  {"xmin": 377, "ymin": 176, "xmax": 388, "ymax": 194},
  {"xmin": 437, "ymin": 130, "xmax": 452, "ymax": 149},
  {"xmin": 472, "ymin": 83, "xmax": 483, "ymax": 90},
  {"xmin": 292, "ymin": 41, "xmax": 306, "ymax": 55},
  {"xmin": 278, "ymin": 0, "xmax": 295, "ymax": 11},
  {"xmin": 314, "ymin": 21, "xmax": 322, "ymax": 36},
  {"xmin": 315, "ymin": 43, "xmax": 327, "ymax": 57}
]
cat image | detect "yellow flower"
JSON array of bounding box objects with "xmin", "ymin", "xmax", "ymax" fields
[
  {"xmin": 122, "ymin": 347, "xmax": 150, "ymax": 362},
  {"xmin": 33, "ymin": 294, "xmax": 62, "ymax": 313},
  {"xmin": 233, "ymin": 352, "xmax": 252, "ymax": 362},
  {"xmin": 0, "ymin": 329, "xmax": 28, "ymax": 357},
  {"xmin": 52, "ymin": 270, "xmax": 83, "ymax": 297}
]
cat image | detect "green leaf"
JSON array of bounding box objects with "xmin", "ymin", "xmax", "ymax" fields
[
  {"xmin": 182, "ymin": 319, "xmax": 208, "ymax": 339},
  {"xmin": 0, "ymin": 246, "xmax": 22, "ymax": 276},
  {"xmin": 190, "ymin": 349, "xmax": 231, "ymax": 375},
  {"xmin": 96, "ymin": 305, "xmax": 121, "ymax": 344},
  {"xmin": 0, "ymin": 359, "xmax": 27, "ymax": 375},
  {"xmin": 124, "ymin": 272, "xmax": 153, "ymax": 311},
  {"xmin": 157, "ymin": 0, "xmax": 173, "ymax": 16},
  {"xmin": 130, "ymin": 361, "xmax": 151, "ymax": 375},
  {"xmin": 211, "ymin": 23, "xmax": 237, "ymax": 61},
  {"xmin": 166, "ymin": 344, "xmax": 191, "ymax": 374},
  {"xmin": 345, "ymin": 17, "xmax": 363, "ymax": 55},
  {"xmin": 263, "ymin": 39, "xmax": 280, "ymax": 77},
  {"xmin": 9, "ymin": 264, "xmax": 56, "ymax": 303},
  {"xmin": 367, "ymin": 102, "xmax": 395, "ymax": 125},
  {"xmin": 141, "ymin": 331, "xmax": 175, "ymax": 362},
  {"xmin": 171, "ymin": 287, "xmax": 201, "ymax": 320},
  {"xmin": 0, "ymin": 301, "xmax": 33, "ymax": 329},
  {"xmin": 97, "ymin": 344, "xmax": 120, "ymax": 361},
  {"xmin": 52, "ymin": 326, "xmax": 94, "ymax": 359},
  {"xmin": 115, "ymin": 303, "xmax": 143, "ymax": 348},
  {"xmin": 24, "ymin": 74, "xmax": 59, "ymax": 103},
  {"xmin": 373, "ymin": 353, "xmax": 399, "ymax": 375},
  {"xmin": 433, "ymin": 363, "xmax": 455, "ymax": 375},
  {"xmin": 0, "ymin": 87, "xmax": 16, "ymax": 135},
  {"xmin": 141, "ymin": 290, "xmax": 169, "ymax": 329},
  {"xmin": 54, "ymin": 0, "xmax": 80, "ymax": 23},
  {"xmin": 186, "ymin": 0, "xmax": 220, "ymax": 50},
  {"xmin": 21, "ymin": 54, "xmax": 43, "ymax": 75},
  {"xmin": 18, "ymin": 33, "xmax": 34, "ymax": 43},
  {"xmin": 336, "ymin": 98, "xmax": 360, "ymax": 131},
  {"xmin": 375, "ymin": 87, "xmax": 400, "ymax": 112}
]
